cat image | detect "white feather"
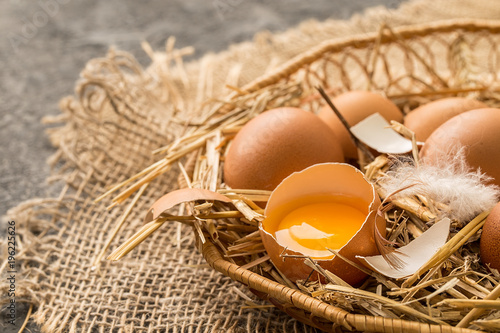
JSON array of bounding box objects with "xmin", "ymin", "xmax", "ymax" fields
[{"xmin": 379, "ymin": 147, "xmax": 500, "ymax": 223}]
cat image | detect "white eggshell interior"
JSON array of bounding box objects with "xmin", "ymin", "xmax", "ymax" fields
[{"xmin": 350, "ymin": 113, "xmax": 414, "ymax": 154}]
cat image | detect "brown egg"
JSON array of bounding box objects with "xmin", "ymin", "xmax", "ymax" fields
[
  {"xmin": 404, "ymin": 97, "xmax": 488, "ymax": 142},
  {"xmin": 420, "ymin": 108, "xmax": 500, "ymax": 187},
  {"xmin": 259, "ymin": 163, "xmax": 384, "ymax": 286},
  {"xmin": 317, "ymin": 91, "xmax": 403, "ymax": 160},
  {"xmin": 480, "ymin": 201, "xmax": 500, "ymax": 270},
  {"xmin": 224, "ymin": 107, "xmax": 344, "ymax": 191}
]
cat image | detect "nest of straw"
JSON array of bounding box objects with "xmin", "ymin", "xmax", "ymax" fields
[{"xmin": 102, "ymin": 20, "xmax": 500, "ymax": 332}]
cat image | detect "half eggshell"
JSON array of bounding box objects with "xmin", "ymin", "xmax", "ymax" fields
[{"xmin": 259, "ymin": 163, "xmax": 384, "ymax": 286}]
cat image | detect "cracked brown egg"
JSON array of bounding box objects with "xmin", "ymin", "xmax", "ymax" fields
[
  {"xmin": 259, "ymin": 163, "xmax": 385, "ymax": 287},
  {"xmin": 223, "ymin": 107, "xmax": 344, "ymax": 191}
]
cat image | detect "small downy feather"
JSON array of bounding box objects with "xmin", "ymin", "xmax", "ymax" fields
[{"xmin": 379, "ymin": 147, "xmax": 500, "ymax": 224}]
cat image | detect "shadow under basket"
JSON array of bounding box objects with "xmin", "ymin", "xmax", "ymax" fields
[{"xmin": 187, "ymin": 19, "xmax": 500, "ymax": 333}]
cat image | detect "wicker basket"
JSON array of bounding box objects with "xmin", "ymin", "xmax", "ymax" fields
[{"xmin": 190, "ymin": 19, "xmax": 500, "ymax": 333}]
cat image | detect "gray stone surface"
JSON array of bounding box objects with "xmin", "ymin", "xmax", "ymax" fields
[{"xmin": 1, "ymin": 0, "xmax": 406, "ymax": 331}]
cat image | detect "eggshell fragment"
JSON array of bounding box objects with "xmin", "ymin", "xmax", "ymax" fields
[
  {"xmin": 317, "ymin": 91, "xmax": 403, "ymax": 160},
  {"xmin": 420, "ymin": 108, "xmax": 500, "ymax": 188},
  {"xmin": 350, "ymin": 113, "xmax": 415, "ymax": 154},
  {"xmin": 259, "ymin": 163, "xmax": 384, "ymax": 286},
  {"xmin": 224, "ymin": 107, "xmax": 344, "ymax": 191},
  {"xmin": 358, "ymin": 217, "xmax": 451, "ymax": 279},
  {"xmin": 404, "ymin": 97, "xmax": 488, "ymax": 142},
  {"xmin": 480, "ymin": 201, "xmax": 500, "ymax": 271},
  {"xmin": 144, "ymin": 188, "xmax": 232, "ymax": 223}
]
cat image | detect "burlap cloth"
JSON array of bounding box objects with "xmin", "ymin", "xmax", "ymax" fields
[{"xmin": 2, "ymin": 0, "xmax": 500, "ymax": 332}]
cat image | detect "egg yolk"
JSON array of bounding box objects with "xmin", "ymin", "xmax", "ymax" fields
[{"xmin": 274, "ymin": 201, "xmax": 366, "ymax": 258}]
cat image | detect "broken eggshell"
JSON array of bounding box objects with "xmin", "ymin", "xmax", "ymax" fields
[
  {"xmin": 259, "ymin": 163, "xmax": 384, "ymax": 286},
  {"xmin": 350, "ymin": 113, "xmax": 419, "ymax": 155},
  {"xmin": 144, "ymin": 188, "xmax": 232, "ymax": 223},
  {"xmin": 317, "ymin": 90, "xmax": 403, "ymax": 160},
  {"xmin": 358, "ymin": 217, "xmax": 451, "ymax": 279}
]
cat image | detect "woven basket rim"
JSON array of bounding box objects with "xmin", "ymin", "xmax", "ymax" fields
[
  {"xmin": 201, "ymin": 238, "xmax": 479, "ymax": 333},
  {"xmin": 198, "ymin": 18, "xmax": 500, "ymax": 333},
  {"xmin": 240, "ymin": 18, "xmax": 500, "ymax": 95}
]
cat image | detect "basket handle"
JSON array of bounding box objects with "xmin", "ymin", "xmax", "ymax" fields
[
  {"xmin": 240, "ymin": 18, "xmax": 500, "ymax": 95},
  {"xmin": 201, "ymin": 239, "xmax": 479, "ymax": 333}
]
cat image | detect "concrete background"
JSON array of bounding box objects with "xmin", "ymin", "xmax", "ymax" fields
[{"xmin": 1, "ymin": 0, "xmax": 407, "ymax": 331}]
